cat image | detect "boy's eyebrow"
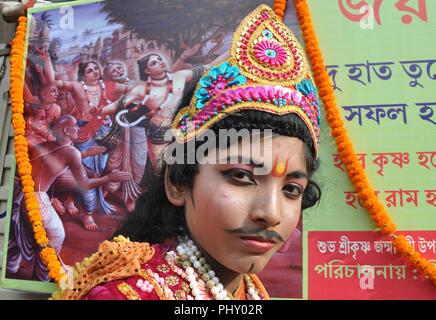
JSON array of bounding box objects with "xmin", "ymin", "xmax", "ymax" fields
[
  {"xmin": 219, "ymin": 156, "xmax": 308, "ymax": 178},
  {"xmin": 286, "ymin": 170, "xmax": 308, "ymax": 180},
  {"xmin": 220, "ymin": 155, "xmax": 264, "ymax": 167}
]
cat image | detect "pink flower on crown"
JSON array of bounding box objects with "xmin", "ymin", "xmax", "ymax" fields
[{"xmin": 253, "ymin": 39, "xmax": 287, "ymax": 67}]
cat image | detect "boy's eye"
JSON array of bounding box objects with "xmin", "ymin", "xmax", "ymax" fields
[
  {"xmin": 282, "ymin": 184, "xmax": 304, "ymax": 199},
  {"xmin": 222, "ymin": 169, "xmax": 256, "ymax": 185}
]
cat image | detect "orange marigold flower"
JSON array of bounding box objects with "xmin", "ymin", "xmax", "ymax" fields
[{"xmin": 380, "ymin": 222, "xmax": 396, "ymax": 236}]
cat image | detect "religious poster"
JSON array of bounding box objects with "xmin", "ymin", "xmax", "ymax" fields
[{"xmin": 1, "ymin": 0, "xmax": 435, "ymax": 300}]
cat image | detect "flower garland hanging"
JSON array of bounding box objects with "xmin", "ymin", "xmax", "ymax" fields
[
  {"xmin": 274, "ymin": 0, "xmax": 287, "ymax": 20},
  {"xmin": 10, "ymin": 16, "xmax": 65, "ymax": 284},
  {"xmin": 275, "ymin": 0, "xmax": 436, "ymax": 285}
]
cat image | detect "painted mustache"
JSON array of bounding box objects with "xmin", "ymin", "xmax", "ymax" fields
[{"xmin": 225, "ymin": 227, "xmax": 284, "ymax": 243}]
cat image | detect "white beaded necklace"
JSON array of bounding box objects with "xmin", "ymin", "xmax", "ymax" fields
[
  {"xmin": 82, "ymin": 80, "xmax": 112, "ymax": 120},
  {"xmin": 165, "ymin": 236, "xmax": 262, "ymax": 300}
]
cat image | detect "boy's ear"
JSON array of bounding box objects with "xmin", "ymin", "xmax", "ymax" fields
[{"xmin": 164, "ymin": 166, "xmax": 186, "ymax": 207}]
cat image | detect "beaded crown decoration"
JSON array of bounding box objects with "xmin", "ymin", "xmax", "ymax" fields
[{"xmin": 172, "ymin": 4, "xmax": 321, "ymax": 157}]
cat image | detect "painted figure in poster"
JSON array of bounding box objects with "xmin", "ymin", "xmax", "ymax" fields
[
  {"xmin": 47, "ymin": 60, "xmax": 133, "ymax": 230},
  {"xmin": 7, "ymin": 115, "xmax": 132, "ymax": 280},
  {"xmin": 102, "ymin": 61, "xmax": 146, "ymax": 212},
  {"xmin": 103, "ymin": 61, "xmax": 134, "ymax": 86},
  {"xmin": 100, "ymin": 53, "xmax": 204, "ymax": 173},
  {"xmin": 100, "ymin": 49, "xmax": 227, "ymax": 183},
  {"xmin": 25, "ymin": 103, "xmax": 55, "ymax": 148}
]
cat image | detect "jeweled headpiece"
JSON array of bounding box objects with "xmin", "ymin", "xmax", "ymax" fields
[{"xmin": 172, "ymin": 4, "xmax": 321, "ymax": 157}]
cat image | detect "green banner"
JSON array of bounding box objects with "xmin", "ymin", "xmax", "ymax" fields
[
  {"xmin": 304, "ymin": 0, "xmax": 435, "ymax": 299},
  {"xmin": 306, "ymin": 0, "xmax": 435, "ymax": 230}
]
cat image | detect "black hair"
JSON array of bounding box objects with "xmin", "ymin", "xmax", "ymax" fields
[
  {"xmin": 77, "ymin": 61, "xmax": 100, "ymax": 82},
  {"xmin": 137, "ymin": 53, "xmax": 162, "ymax": 81},
  {"xmin": 115, "ymin": 110, "xmax": 321, "ymax": 244}
]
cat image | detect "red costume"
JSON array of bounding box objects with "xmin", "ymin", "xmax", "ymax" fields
[
  {"xmin": 76, "ymin": 80, "xmax": 117, "ymax": 144},
  {"xmin": 52, "ymin": 236, "xmax": 269, "ymax": 300}
]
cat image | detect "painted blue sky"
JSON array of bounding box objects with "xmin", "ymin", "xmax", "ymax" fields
[
  {"xmin": 30, "ymin": 0, "xmax": 301, "ymax": 63},
  {"xmin": 33, "ymin": 2, "xmax": 122, "ymax": 55}
]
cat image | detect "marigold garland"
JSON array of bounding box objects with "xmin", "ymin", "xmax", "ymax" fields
[
  {"xmin": 275, "ymin": 0, "xmax": 436, "ymax": 285},
  {"xmin": 273, "ymin": 0, "xmax": 287, "ymax": 20},
  {"xmin": 9, "ymin": 16, "xmax": 65, "ymax": 284}
]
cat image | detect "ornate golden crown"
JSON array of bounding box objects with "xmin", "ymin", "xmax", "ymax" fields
[{"xmin": 172, "ymin": 4, "xmax": 321, "ymax": 157}]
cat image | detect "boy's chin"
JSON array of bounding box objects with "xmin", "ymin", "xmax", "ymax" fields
[{"xmin": 232, "ymin": 258, "xmax": 269, "ymax": 275}]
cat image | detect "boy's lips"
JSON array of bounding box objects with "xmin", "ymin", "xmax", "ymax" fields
[{"xmin": 239, "ymin": 235, "xmax": 277, "ymax": 253}]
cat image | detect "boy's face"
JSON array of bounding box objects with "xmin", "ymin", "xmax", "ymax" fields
[{"xmin": 184, "ymin": 135, "xmax": 307, "ymax": 277}]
